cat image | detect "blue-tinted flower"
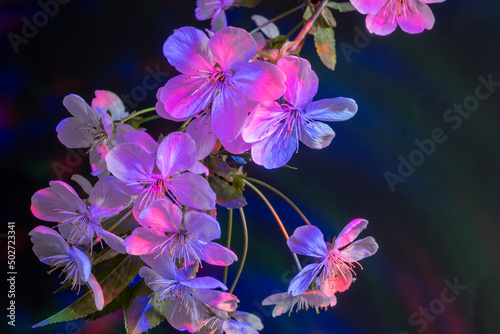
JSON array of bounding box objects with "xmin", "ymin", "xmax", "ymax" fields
[
  {"xmin": 262, "ymin": 288, "xmax": 336, "ymax": 317},
  {"xmin": 140, "ymin": 255, "xmax": 239, "ymax": 332},
  {"xmin": 241, "ymin": 56, "xmax": 357, "ymax": 169},
  {"xmin": 29, "ymin": 226, "xmax": 104, "ymax": 310},
  {"xmin": 287, "ymin": 219, "xmax": 378, "ymax": 297}
]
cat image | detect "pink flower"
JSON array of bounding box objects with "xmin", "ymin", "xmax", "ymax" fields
[
  {"xmin": 124, "ymin": 199, "xmax": 237, "ymax": 267},
  {"xmin": 287, "ymin": 219, "xmax": 378, "ymax": 297},
  {"xmin": 355, "ymin": 0, "xmax": 445, "ymax": 36},
  {"xmin": 105, "ymin": 132, "xmax": 216, "ymax": 218},
  {"xmin": 31, "ymin": 177, "xmax": 131, "ymax": 253},
  {"xmin": 241, "ymin": 56, "xmax": 357, "ymax": 169},
  {"xmin": 158, "ymin": 26, "xmax": 285, "ymax": 146},
  {"xmin": 195, "ymin": 0, "xmax": 236, "ymax": 32}
]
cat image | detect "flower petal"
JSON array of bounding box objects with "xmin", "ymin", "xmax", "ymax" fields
[
  {"xmin": 137, "ymin": 198, "xmax": 182, "ymax": 232},
  {"xmin": 184, "ymin": 211, "xmax": 221, "ymax": 241},
  {"xmin": 251, "ymin": 15, "xmax": 280, "ymax": 39},
  {"xmin": 321, "ymin": 265, "xmax": 352, "ymax": 294},
  {"xmin": 56, "ymin": 117, "xmax": 94, "ymax": 148},
  {"xmin": 250, "ymin": 123, "xmax": 297, "ymax": 169},
  {"xmin": 157, "ymin": 132, "xmax": 198, "ymax": 177},
  {"xmin": 195, "ymin": 0, "xmax": 217, "ymax": 20},
  {"xmin": 299, "ymin": 120, "xmax": 335, "ymax": 150},
  {"xmin": 31, "ymin": 181, "xmax": 86, "ymax": 222},
  {"xmin": 105, "ymin": 143, "xmax": 154, "ymax": 183},
  {"xmin": 288, "ymin": 263, "xmax": 322, "ymax": 296},
  {"xmin": 168, "ymin": 173, "xmax": 216, "ymax": 210},
  {"xmin": 29, "ymin": 225, "xmax": 69, "ymax": 261},
  {"xmin": 334, "ymin": 218, "xmax": 369, "ymax": 249},
  {"xmin": 211, "ymin": 88, "xmax": 248, "ymax": 142},
  {"xmin": 165, "ymin": 291, "xmax": 205, "ymax": 332},
  {"xmin": 114, "ymin": 129, "xmax": 159, "ymax": 154},
  {"xmin": 277, "ymin": 56, "xmax": 318, "ymax": 108},
  {"xmin": 89, "ymin": 177, "xmax": 132, "ymax": 218},
  {"xmin": 366, "ymin": 2, "xmax": 399, "ymax": 36},
  {"xmin": 62, "ymin": 94, "xmax": 100, "ymax": 123},
  {"xmin": 302, "ymin": 289, "xmax": 333, "ymax": 308},
  {"xmin": 159, "ymin": 75, "xmax": 213, "ymax": 120},
  {"xmin": 350, "ymin": 0, "xmax": 386, "ymax": 14},
  {"xmin": 341, "ymin": 236, "xmax": 379, "ymax": 262},
  {"xmin": 219, "ymin": 134, "xmax": 251, "ymax": 155},
  {"xmin": 305, "ymin": 97, "xmax": 357, "ymax": 122},
  {"xmin": 124, "ymin": 227, "xmax": 166, "ymax": 255},
  {"xmin": 209, "ymin": 27, "xmax": 256, "ymax": 70},
  {"xmin": 199, "ymin": 241, "xmax": 237, "ymax": 266},
  {"xmin": 232, "ymin": 61, "xmax": 286, "ymax": 101},
  {"xmin": 181, "ymin": 276, "xmax": 227, "ymax": 290},
  {"xmin": 211, "ymin": 8, "xmax": 227, "ymax": 32},
  {"xmin": 241, "ymin": 101, "xmax": 285, "ymax": 143},
  {"xmin": 397, "ymin": 0, "xmax": 435, "ymax": 34},
  {"xmin": 69, "ymin": 246, "xmax": 91, "ymax": 282},
  {"xmin": 97, "ymin": 227, "xmax": 126, "ymax": 254},
  {"xmin": 87, "ymin": 273, "xmax": 104, "ymax": 310},
  {"xmin": 231, "ymin": 311, "xmax": 263, "ymax": 330},
  {"xmin": 163, "ymin": 26, "xmax": 214, "ymax": 75},
  {"xmin": 193, "ymin": 289, "xmax": 239, "ymax": 312},
  {"xmin": 70, "ymin": 174, "xmax": 93, "ymax": 196},
  {"xmin": 186, "ymin": 113, "xmax": 218, "ymax": 159},
  {"xmin": 287, "ymin": 225, "xmax": 328, "ymax": 258},
  {"xmin": 92, "ymin": 90, "xmax": 128, "ymax": 121},
  {"xmin": 140, "ymin": 253, "xmax": 179, "ymax": 280}
]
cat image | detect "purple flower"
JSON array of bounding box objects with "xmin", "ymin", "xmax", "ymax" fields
[
  {"xmin": 105, "ymin": 132, "xmax": 216, "ymax": 218},
  {"xmin": 195, "ymin": 0, "xmax": 236, "ymax": 32},
  {"xmin": 241, "ymin": 56, "xmax": 358, "ymax": 169},
  {"xmin": 140, "ymin": 255, "xmax": 239, "ymax": 332},
  {"xmin": 31, "ymin": 177, "xmax": 131, "ymax": 253},
  {"xmin": 287, "ymin": 219, "xmax": 378, "ymax": 297},
  {"xmin": 56, "ymin": 93, "xmax": 134, "ymax": 176},
  {"xmin": 124, "ymin": 199, "xmax": 237, "ymax": 267},
  {"xmin": 198, "ymin": 308, "xmax": 263, "ymax": 334},
  {"xmin": 158, "ymin": 26, "xmax": 286, "ymax": 144},
  {"xmin": 29, "ymin": 226, "xmax": 104, "ymax": 310},
  {"xmin": 262, "ymin": 289, "xmax": 336, "ymax": 317}
]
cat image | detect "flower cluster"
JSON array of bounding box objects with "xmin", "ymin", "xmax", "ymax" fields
[{"xmin": 29, "ymin": 1, "xmax": 444, "ymax": 333}]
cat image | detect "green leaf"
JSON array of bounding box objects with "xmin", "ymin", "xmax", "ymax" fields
[
  {"xmin": 321, "ymin": 7, "xmax": 337, "ymax": 28},
  {"xmin": 84, "ymin": 284, "xmax": 134, "ymax": 321},
  {"xmin": 33, "ymin": 255, "xmax": 143, "ymax": 328},
  {"xmin": 236, "ymin": 0, "xmax": 262, "ymax": 8},
  {"xmin": 124, "ymin": 282, "xmax": 166, "ymax": 334},
  {"xmin": 326, "ymin": 1, "xmax": 356, "ymax": 13},
  {"xmin": 314, "ymin": 25, "xmax": 337, "ymax": 71},
  {"xmin": 208, "ymin": 176, "xmax": 247, "ymax": 209}
]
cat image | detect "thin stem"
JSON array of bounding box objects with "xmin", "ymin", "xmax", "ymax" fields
[
  {"xmin": 242, "ymin": 176, "xmax": 312, "ymax": 226},
  {"xmin": 249, "ymin": 4, "xmax": 305, "ymax": 35},
  {"xmin": 223, "ymin": 209, "xmax": 233, "ymax": 286},
  {"xmin": 291, "ymin": 0, "xmax": 330, "ymax": 52},
  {"xmin": 178, "ymin": 118, "xmax": 192, "ymax": 132},
  {"xmin": 242, "ymin": 179, "xmax": 302, "ymax": 271},
  {"xmin": 229, "ymin": 207, "xmax": 248, "ymax": 294},
  {"xmin": 120, "ymin": 107, "xmax": 156, "ymax": 123},
  {"xmin": 137, "ymin": 115, "xmax": 161, "ymax": 125},
  {"xmin": 285, "ymin": 20, "xmax": 305, "ymax": 42}
]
